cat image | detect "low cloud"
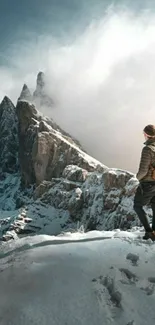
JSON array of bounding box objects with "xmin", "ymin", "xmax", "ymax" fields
[{"xmin": 1, "ymin": 8, "xmax": 155, "ymax": 173}]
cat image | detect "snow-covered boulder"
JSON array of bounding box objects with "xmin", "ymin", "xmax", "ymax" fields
[{"xmin": 62, "ymin": 165, "xmax": 88, "ymax": 182}]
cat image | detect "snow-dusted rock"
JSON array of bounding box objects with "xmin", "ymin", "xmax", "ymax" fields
[
  {"xmin": 0, "ymin": 71, "xmax": 143, "ymax": 241},
  {"xmin": 0, "ymin": 167, "xmax": 140, "ymax": 240},
  {"xmin": 33, "ymin": 180, "xmax": 54, "ymax": 199},
  {"xmin": 103, "ymin": 169, "xmax": 133, "ymax": 190},
  {"xmin": 15, "ymin": 95, "xmax": 107, "ymax": 187},
  {"xmin": 16, "ymin": 100, "xmax": 38, "ymax": 186},
  {"xmin": 33, "ymin": 71, "xmax": 54, "ymax": 108},
  {"xmin": 18, "ymin": 84, "xmax": 33, "ymax": 102},
  {"xmin": 62, "ymin": 165, "xmax": 88, "ymax": 182},
  {"xmin": 32, "ymin": 127, "xmax": 104, "ymax": 184},
  {"xmin": 0, "ymin": 96, "xmax": 18, "ymax": 172}
]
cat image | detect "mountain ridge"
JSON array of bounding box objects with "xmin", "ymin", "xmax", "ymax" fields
[{"xmin": 0, "ymin": 72, "xmax": 140, "ymax": 242}]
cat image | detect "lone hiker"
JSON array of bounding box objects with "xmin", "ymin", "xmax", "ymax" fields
[{"xmin": 134, "ymin": 124, "xmax": 155, "ymax": 240}]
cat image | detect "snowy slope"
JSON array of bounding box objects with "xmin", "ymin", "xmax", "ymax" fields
[{"xmin": 0, "ymin": 230, "xmax": 155, "ymax": 325}]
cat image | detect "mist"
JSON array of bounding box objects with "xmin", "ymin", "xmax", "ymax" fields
[{"xmin": 1, "ymin": 5, "xmax": 155, "ymax": 173}]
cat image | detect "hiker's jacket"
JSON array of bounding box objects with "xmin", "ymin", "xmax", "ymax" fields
[{"xmin": 136, "ymin": 138, "xmax": 155, "ymax": 182}]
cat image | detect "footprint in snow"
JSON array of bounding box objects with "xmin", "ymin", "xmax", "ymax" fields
[
  {"xmin": 140, "ymin": 284, "xmax": 155, "ymax": 296},
  {"xmin": 92, "ymin": 274, "xmax": 122, "ymax": 308},
  {"xmin": 119, "ymin": 268, "xmax": 138, "ymax": 285},
  {"xmin": 126, "ymin": 253, "xmax": 139, "ymax": 266},
  {"xmin": 139, "ymin": 278, "xmax": 155, "ymax": 296},
  {"xmin": 148, "ymin": 277, "xmax": 155, "ymax": 284},
  {"xmin": 100, "ymin": 275, "xmax": 122, "ymax": 308}
]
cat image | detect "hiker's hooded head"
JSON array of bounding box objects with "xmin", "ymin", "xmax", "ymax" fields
[{"xmin": 143, "ymin": 125, "xmax": 155, "ymax": 140}]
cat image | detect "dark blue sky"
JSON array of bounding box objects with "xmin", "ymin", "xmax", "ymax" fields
[
  {"xmin": 0, "ymin": 0, "xmax": 155, "ymax": 65},
  {"xmin": 0, "ymin": 0, "xmax": 86, "ymax": 64},
  {"xmin": 0, "ymin": 1, "xmax": 78, "ymax": 46}
]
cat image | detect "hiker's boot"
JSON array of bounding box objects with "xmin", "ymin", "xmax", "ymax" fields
[
  {"xmin": 143, "ymin": 231, "xmax": 155, "ymax": 241},
  {"xmin": 149, "ymin": 231, "xmax": 155, "ymax": 241},
  {"xmin": 143, "ymin": 232, "xmax": 152, "ymax": 240}
]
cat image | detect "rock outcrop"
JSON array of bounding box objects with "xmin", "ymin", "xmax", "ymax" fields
[
  {"xmin": 32, "ymin": 120, "xmax": 106, "ymax": 185},
  {"xmin": 0, "ymin": 168, "xmax": 138, "ymax": 241},
  {"xmin": 33, "ymin": 71, "xmax": 54, "ymax": 108},
  {"xmin": 18, "ymin": 84, "xmax": 33, "ymax": 102},
  {"xmin": 16, "ymin": 100, "xmax": 38, "ymax": 186},
  {"xmin": 0, "ymin": 96, "xmax": 18, "ymax": 172},
  {"xmin": 16, "ymin": 96, "xmax": 106, "ymax": 187}
]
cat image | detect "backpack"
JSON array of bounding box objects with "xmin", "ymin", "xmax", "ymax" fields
[{"xmin": 147, "ymin": 145, "xmax": 155, "ymax": 180}]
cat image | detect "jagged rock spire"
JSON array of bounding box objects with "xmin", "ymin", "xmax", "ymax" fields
[
  {"xmin": 0, "ymin": 96, "xmax": 18, "ymax": 172},
  {"xmin": 36, "ymin": 71, "xmax": 45, "ymax": 89},
  {"xmin": 0, "ymin": 95, "xmax": 14, "ymax": 110},
  {"xmin": 0, "ymin": 96, "xmax": 16, "ymax": 121},
  {"xmin": 33, "ymin": 71, "xmax": 45, "ymax": 98},
  {"xmin": 33, "ymin": 71, "xmax": 54, "ymax": 108},
  {"xmin": 16, "ymin": 100, "xmax": 38, "ymax": 186},
  {"xmin": 18, "ymin": 84, "xmax": 33, "ymax": 102}
]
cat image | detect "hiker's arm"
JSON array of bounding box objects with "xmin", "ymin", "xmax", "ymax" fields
[{"xmin": 136, "ymin": 147, "xmax": 151, "ymax": 181}]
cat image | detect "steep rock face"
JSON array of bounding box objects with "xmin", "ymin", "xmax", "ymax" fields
[
  {"xmin": 33, "ymin": 71, "xmax": 54, "ymax": 108},
  {"xmin": 0, "ymin": 96, "xmax": 18, "ymax": 172},
  {"xmin": 15, "ymin": 99, "xmax": 107, "ymax": 187},
  {"xmin": 16, "ymin": 100, "xmax": 38, "ymax": 186},
  {"xmin": 32, "ymin": 120, "xmax": 106, "ymax": 185}
]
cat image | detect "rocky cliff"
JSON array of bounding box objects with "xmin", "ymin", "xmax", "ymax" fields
[
  {"xmin": 0, "ymin": 72, "xmax": 141, "ymax": 241},
  {"xmin": 0, "ymin": 96, "xmax": 18, "ymax": 173}
]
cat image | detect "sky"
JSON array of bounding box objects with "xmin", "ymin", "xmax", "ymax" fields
[{"xmin": 1, "ymin": 0, "xmax": 155, "ymax": 172}]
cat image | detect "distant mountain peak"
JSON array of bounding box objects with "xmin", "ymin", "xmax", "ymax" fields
[
  {"xmin": 1, "ymin": 96, "xmax": 14, "ymax": 106},
  {"xmin": 36, "ymin": 71, "xmax": 45, "ymax": 89},
  {"xmin": 0, "ymin": 96, "xmax": 15, "ymax": 119},
  {"xmin": 33, "ymin": 71, "xmax": 54, "ymax": 108},
  {"xmin": 18, "ymin": 84, "xmax": 33, "ymax": 102}
]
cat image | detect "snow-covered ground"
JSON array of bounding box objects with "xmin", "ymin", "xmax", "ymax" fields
[{"xmin": 0, "ymin": 229, "xmax": 155, "ymax": 325}]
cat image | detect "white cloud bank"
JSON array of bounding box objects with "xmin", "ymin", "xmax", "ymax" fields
[{"xmin": 1, "ymin": 9, "xmax": 155, "ymax": 172}]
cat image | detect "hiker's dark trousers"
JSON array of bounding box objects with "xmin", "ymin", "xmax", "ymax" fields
[{"xmin": 134, "ymin": 182, "xmax": 155, "ymax": 232}]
